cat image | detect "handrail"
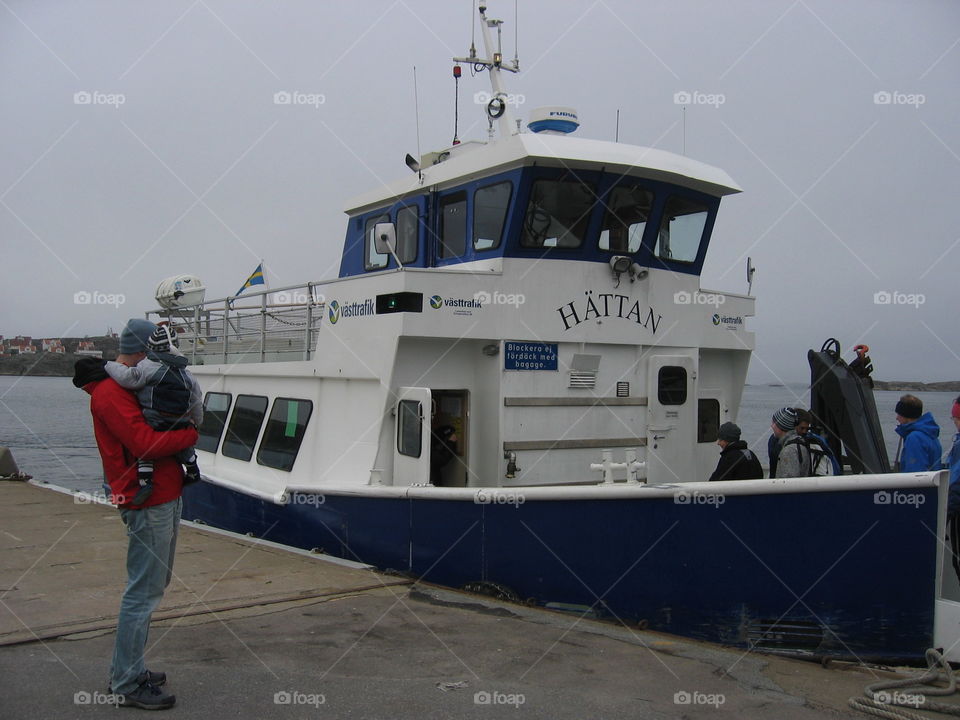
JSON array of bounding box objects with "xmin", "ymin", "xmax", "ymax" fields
[{"xmin": 147, "ymin": 281, "xmax": 326, "ymax": 365}]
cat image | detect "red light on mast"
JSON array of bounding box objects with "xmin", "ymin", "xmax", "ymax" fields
[{"xmin": 453, "ymin": 64, "xmax": 462, "ymax": 78}]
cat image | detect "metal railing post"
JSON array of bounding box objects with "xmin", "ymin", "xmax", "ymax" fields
[
  {"xmin": 192, "ymin": 305, "xmax": 200, "ymax": 364},
  {"xmin": 260, "ymin": 292, "xmax": 267, "ymax": 362},
  {"xmin": 223, "ymin": 300, "xmax": 230, "ymax": 364},
  {"xmin": 304, "ymin": 284, "xmax": 313, "ymax": 361}
]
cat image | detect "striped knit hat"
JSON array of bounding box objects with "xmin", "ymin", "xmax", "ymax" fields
[
  {"xmin": 772, "ymin": 407, "xmax": 798, "ymax": 431},
  {"xmin": 147, "ymin": 325, "xmax": 177, "ymax": 353}
]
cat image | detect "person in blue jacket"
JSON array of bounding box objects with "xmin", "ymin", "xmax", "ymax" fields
[
  {"xmin": 945, "ymin": 398, "xmax": 960, "ymax": 584},
  {"xmin": 894, "ymin": 394, "xmax": 941, "ymax": 472},
  {"xmin": 947, "ymin": 397, "xmax": 960, "ymax": 515}
]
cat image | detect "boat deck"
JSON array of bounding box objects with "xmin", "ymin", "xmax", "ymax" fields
[{"xmin": 0, "ymin": 480, "xmax": 944, "ymax": 718}]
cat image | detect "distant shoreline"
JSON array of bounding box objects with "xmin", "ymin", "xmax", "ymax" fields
[{"xmin": 871, "ymin": 380, "xmax": 960, "ymax": 393}]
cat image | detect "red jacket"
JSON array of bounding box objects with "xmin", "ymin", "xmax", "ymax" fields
[{"xmin": 84, "ymin": 378, "xmax": 199, "ymax": 509}]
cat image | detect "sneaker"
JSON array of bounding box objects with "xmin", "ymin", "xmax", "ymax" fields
[
  {"xmin": 116, "ymin": 681, "xmax": 175, "ymax": 710},
  {"xmin": 108, "ymin": 669, "xmax": 166, "ymax": 693}
]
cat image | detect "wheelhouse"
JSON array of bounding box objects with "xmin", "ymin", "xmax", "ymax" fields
[{"xmin": 339, "ymin": 165, "xmax": 727, "ymax": 279}]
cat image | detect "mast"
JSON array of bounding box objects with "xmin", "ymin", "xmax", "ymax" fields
[{"xmin": 453, "ymin": 2, "xmax": 519, "ymax": 140}]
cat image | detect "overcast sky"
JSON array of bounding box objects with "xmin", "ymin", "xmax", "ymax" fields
[{"xmin": 1, "ymin": 0, "xmax": 958, "ymax": 383}]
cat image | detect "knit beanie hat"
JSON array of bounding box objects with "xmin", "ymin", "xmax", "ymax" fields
[
  {"xmin": 772, "ymin": 407, "xmax": 798, "ymax": 431},
  {"xmin": 953, "ymin": 398, "xmax": 960, "ymax": 420},
  {"xmin": 717, "ymin": 422, "xmax": 741, "ymax": 442},
  {"xmin": 147, "ymin": 325, "xmax": 177, "ymax": 353},
  {"xmin": 72, "ymin": 357, "xmax": 108, "ymax": 388},
  {"xmin": 894, "ymin": 399, "xmax": 922, "ymax": 420},
  {"xmin": 118, "ymin": 319, "xmax": 157, "ymax": 354}
]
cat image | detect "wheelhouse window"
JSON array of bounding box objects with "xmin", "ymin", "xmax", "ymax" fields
[
  {"xmin": 397, "ymin": 399, "xmax": 422, "ymax": 457},
  {"xmin": 599, "ymin": 184, "xmax": 652, "ymax": 253},
  {"xmin": 221, "ymin": 394, "xmax": 268, "ymax": 461},
  {"xmin": 698, "ymin": 398, "xmax": 720, "ymax": 442},
  {"xmin": 473, "ymin": 181, "xmax": 512, "ymax": 251},
  {"xmin": 257, "ymin": 398, "xmax": 313, "ymax": 471},
  {"xmin": 658, "ymin": 367, "xmax": 687, "ymax": 405},
  {"xmin": 654, "ymin": 197, "xmax": 709, "ymax": 263},
  {"xmin": 197, "ymin": 392, "xmax": 231, "ymax": 453},
  {"xmin": 439, "ymin": 192, "xmax": 467, "ymax": 258},
  {"xmin": 364, "ymin": 213, "xmax": 389, "ymax": 270},
  {"xmin": 396, "ymin": 205, "xmax": 419, "ymax": 264},
  {"xmin": 520, "ymin": 177, "xmax": 595, "ymax": 248}
]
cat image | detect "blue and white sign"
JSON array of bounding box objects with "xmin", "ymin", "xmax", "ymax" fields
[{"xmin": 504, "ymin": 341, "xmax": 558, "ymax": 371}]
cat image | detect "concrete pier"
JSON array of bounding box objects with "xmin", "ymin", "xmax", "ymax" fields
[{"xmin": 0, "ymin": 481, "xmax": 943, "ymax": 718}]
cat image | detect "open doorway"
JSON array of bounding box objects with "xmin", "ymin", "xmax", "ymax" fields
[{"xmin": 431, "ymin": 390, "xmax": 469, "ymax": 487}]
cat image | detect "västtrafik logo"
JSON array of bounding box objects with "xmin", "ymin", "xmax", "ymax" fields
[
  {"xmin": 328, "ymin": 300, "xmax": 340, "ymax": 324},
  {"xmin": 429, "ymin": 295, "xmax": 443, "ymax": 309}
]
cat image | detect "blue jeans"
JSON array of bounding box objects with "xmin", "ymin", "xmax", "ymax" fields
[{"xmin": 110, "ymin": 498, "xmax": 181, "ymax": 695}]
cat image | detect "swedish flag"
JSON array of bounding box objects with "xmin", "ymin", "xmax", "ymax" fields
[{"xmin": 236, "ymin": 263, "xmax": 265, "ymax": 296}]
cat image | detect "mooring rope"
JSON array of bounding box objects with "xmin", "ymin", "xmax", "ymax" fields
[{"xmin": 849, "ymin": 649, "xmax": 960, "ymax": 719}]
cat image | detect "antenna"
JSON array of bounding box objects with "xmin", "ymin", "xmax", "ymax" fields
[
  {"xmin": 615, "ymin": 109, "xmax": 620, "ymax": 142},
  {"xmin": 413, "ymin": 66, "xmax": 421, "ymax": 162},
  {"xmin": 746, "ymin": 256, "xmax": 756, "ymax": 295},
  {"xmin": 514, "ymin": 0, "xmax": 519, "ymax": 68},
  {"xmin": 681, "ymin": 105, "xmax": 686, "ymax": 155},
  {"xmin": 470, "ymin": 0, "xmax": 477, "ymax": 58}
]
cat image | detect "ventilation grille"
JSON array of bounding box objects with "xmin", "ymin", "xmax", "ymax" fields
[
  {"xmin": 616, "ymin": 382, "xmax": 629, "ymax": 397},
  {"xmin": 569, "ymin": 371, "xmax": 596, "ymax": 388}
]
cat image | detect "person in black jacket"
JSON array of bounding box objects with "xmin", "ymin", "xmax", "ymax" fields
[{"xmin": 708, "ymin": 422, "xmax": 764, "ymax": 482}]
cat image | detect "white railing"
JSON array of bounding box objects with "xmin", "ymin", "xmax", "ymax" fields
[{"xmin": 148, "ymin": 283, "xmax": 325, "ymax": 365}]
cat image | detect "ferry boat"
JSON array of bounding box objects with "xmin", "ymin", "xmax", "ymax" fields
[{"xmin": 149, "ymin": 4, "xmax": 957, "ymax": 662}]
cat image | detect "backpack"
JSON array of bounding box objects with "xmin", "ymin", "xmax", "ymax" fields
[{"xmin": 784, "ymin": 434, "xmax": 838, "ymax": 476}]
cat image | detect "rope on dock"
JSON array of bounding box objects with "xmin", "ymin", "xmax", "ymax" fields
[{"xmin": 849, "ymin": 648, "xmax": 960, "ymax": 719}]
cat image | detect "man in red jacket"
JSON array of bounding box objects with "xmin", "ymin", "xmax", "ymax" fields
[{"xmin": 73, "ymin": 318, "xmax": 199, "ymax": 711}]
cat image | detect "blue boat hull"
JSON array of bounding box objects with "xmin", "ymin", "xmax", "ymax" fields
[{"xmin": 182, "ymin": 481, "xmax": 938, "ymax": 661}]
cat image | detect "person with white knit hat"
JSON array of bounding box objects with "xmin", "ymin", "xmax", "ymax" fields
[{"xmin": 769, "ymin": 406, "xmax": 810, "ymax": 478}]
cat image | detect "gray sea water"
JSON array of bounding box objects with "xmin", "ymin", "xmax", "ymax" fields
[{"xmin": 1, "ymin": 376, "xmax": 956, "ymax": 493}]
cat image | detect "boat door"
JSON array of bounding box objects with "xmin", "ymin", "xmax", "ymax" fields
[
  {"xmin": 394, "ymin": 387, "xmax": 431, "ymax": 486},
  {"xmin": 647, "ymin": 356, "xmax": 697, "ymax": 483}
]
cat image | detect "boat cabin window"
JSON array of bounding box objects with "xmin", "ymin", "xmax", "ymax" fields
[
  {"xmin": 257, "ymin": 398, "xmax": 313, "ymax": 471},
  {"xmin": 657, "ymin": 366, "xmax": 687, "ymax": 405},
  {"xmin": 654, "ymin": 197, "xmax": 709, "ymax": 263},
  {"xmin": 520, "ymin": 177, "xmax": 595, "ymax": 248},
  {"xmin": 599, "ymin": 184, "xmax": 653, "ymax": 253},
  {"xmin": 364, "ymin": 213, "xmax": 390, "ymax": 270},
  {"xmin": 396, "ymin": 205, "xmax": 419, "ymax": 263},
  {"xmin": 221, "ymin": 394, "xmax": 269, "ymax": 462},
  {"xmin": 197, "ymin": 392, "xmax": 231, "ymax": 453},
  {"xmin": 473, "ymin": 181, "xmax": 512, "ymax": 251},
  {"xmin": 397, "ymin": 399, "xmax": 422, "ymax": 457},
  {"xmin": 439, "ymin": 191, "xmax": 467, "ymax": 258},
  {"xmin": 697, "ymin": 398, "xmax": 720, "ymax": 442}
]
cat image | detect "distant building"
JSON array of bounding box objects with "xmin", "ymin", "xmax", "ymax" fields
[
  {"xmin": 42, "ymin": 338, "xmax": 65, "ymax": 353},
  {"xmin": 75, "ymin": 340, "xmax": 102, "ymax": 359},
  {"xmin": 7, "ymin": 341, "xmax": 35, "ymax": 355}
]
